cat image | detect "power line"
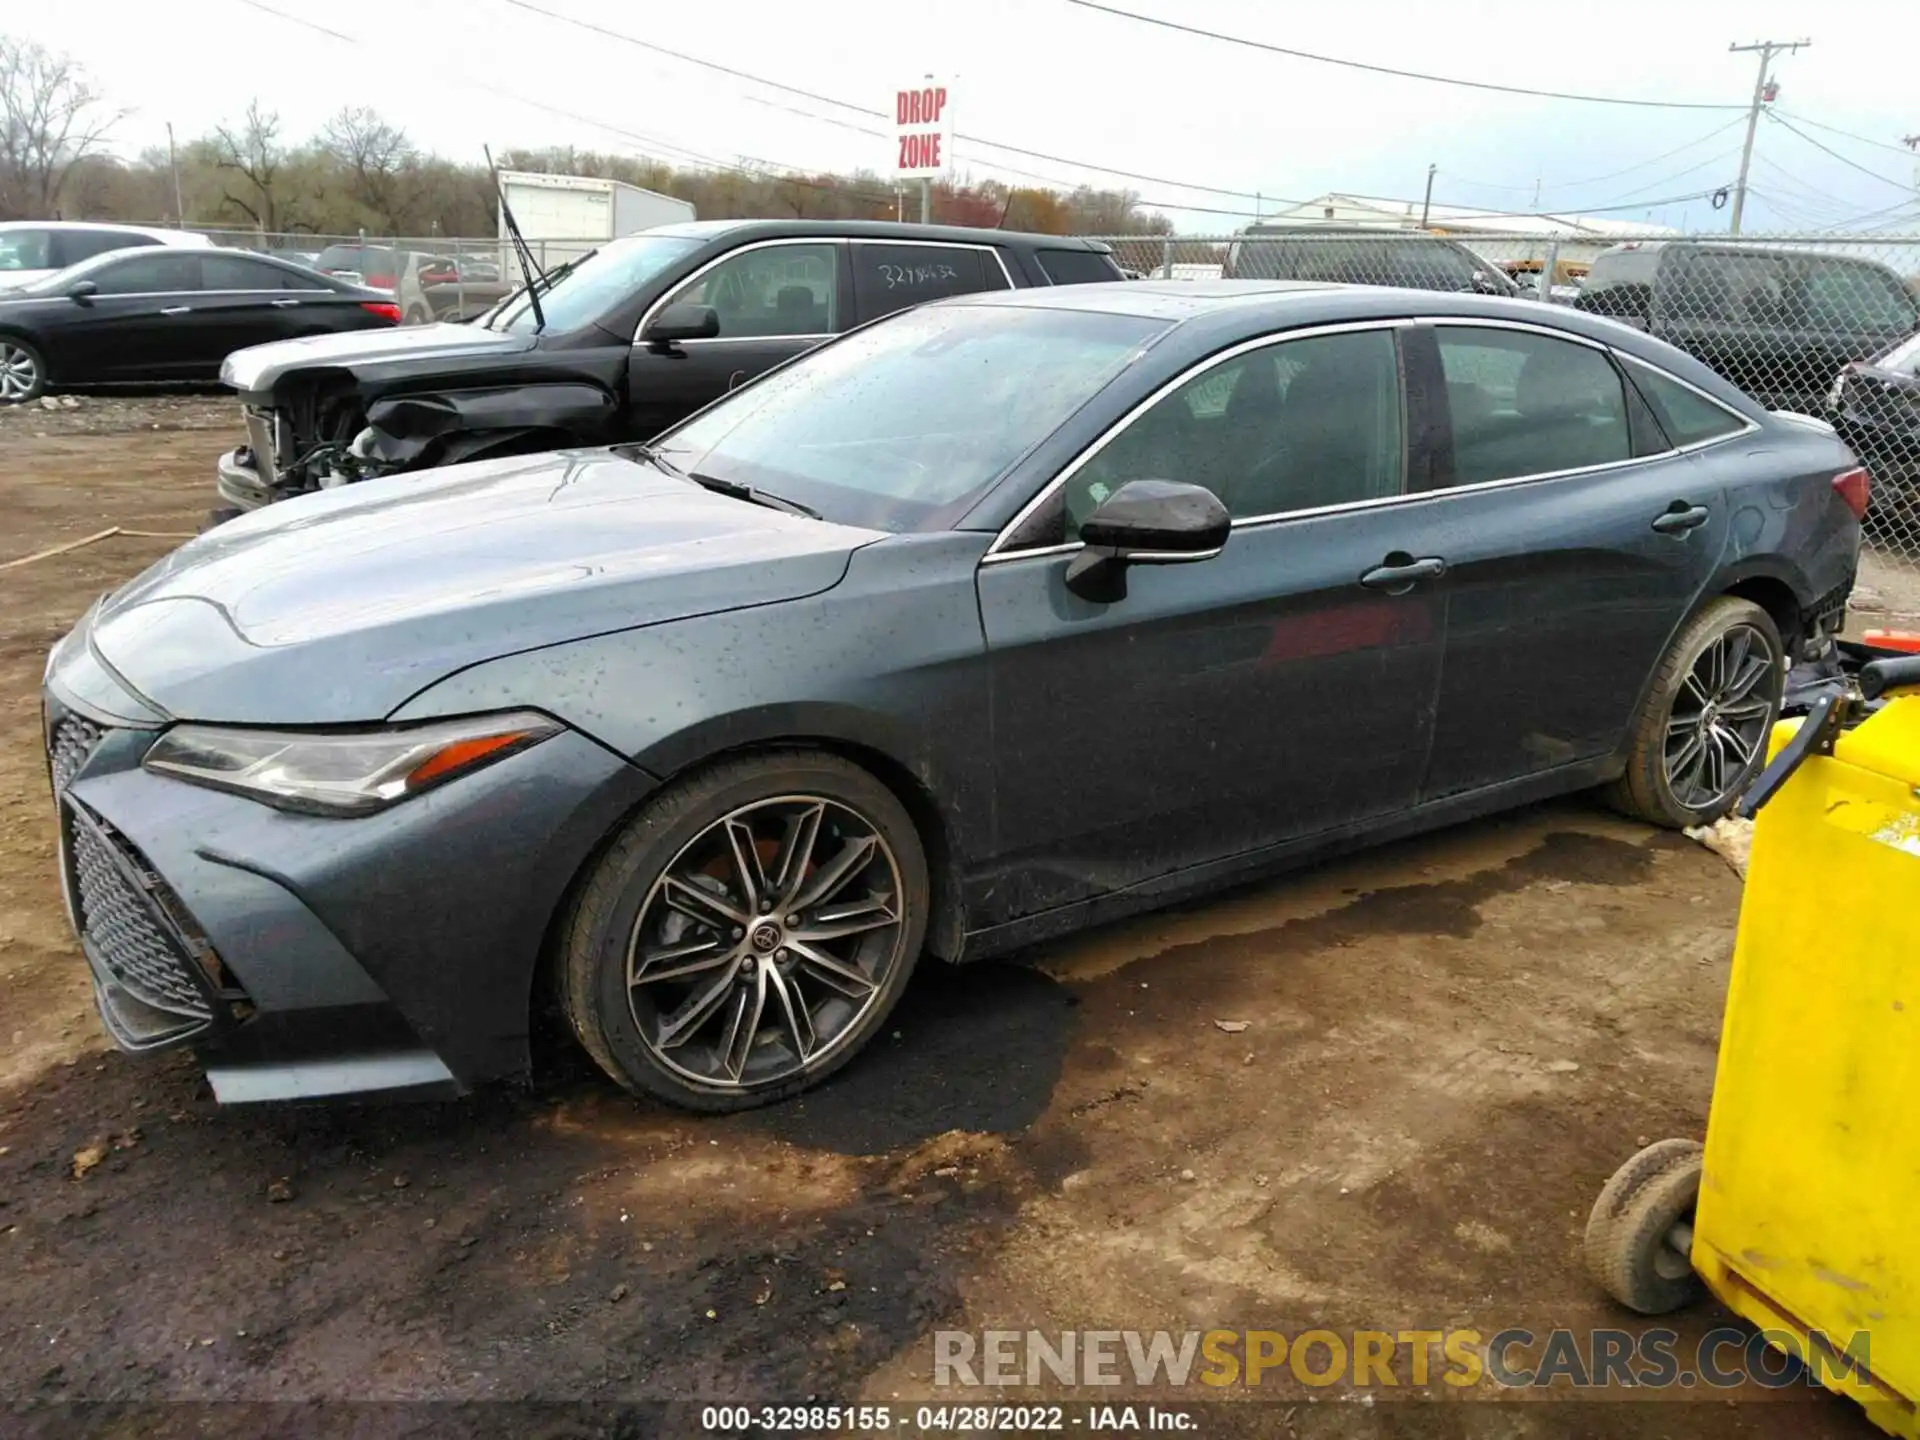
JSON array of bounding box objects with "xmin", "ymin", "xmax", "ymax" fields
[
  {"xmin": 1063, "ymin": 0, "xmax": 1744, "ymax": 110},
  {"xmin": 1440, "ymin": 115, "xmax": 1750, "ymax": 196},
  {"xmin": 497, "ymin": 0, "xmax": 1296, "ymax": 205},
  {"xmin": 1765, "ymin": 112, "xmax": 1917, "ymax": 191},
  {"xmin": 1771, "ymin": 112, "xmax": 1920, "ymax": 161},
  {"xmin": 230, "ymin": 0, "xmax": 902, "ymax": 206}
]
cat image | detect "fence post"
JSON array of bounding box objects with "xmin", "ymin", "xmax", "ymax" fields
[
  {"xmin": 1160, "ymin": 235, "xmax": 1172, "ymax": 279},
  {"xmin": 1539, "ymin": 238, "xmax": 1561, "ymax": 305}
]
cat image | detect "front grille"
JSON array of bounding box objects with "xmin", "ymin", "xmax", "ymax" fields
[
  {"xmin": 48, "ymin": 714, "xmax": 103, "ymax": 792},
  {"xmin": 68, "ymin": 809, "xmax": 211, "ymax": 1023}
]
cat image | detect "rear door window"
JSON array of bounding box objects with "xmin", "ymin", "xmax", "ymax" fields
[
  {"xmin": 203, "ymin": 255, "xmax": 308, "ymax": 291},
  {"xmin": 851, "ymin": 244, "xmax": 992, "ymax": 323},
  {"xmin": 1036, "ymin": 248, "xmax": 1123, "ymax": 285},
  {"xmin": 1667, "ymin": 250, "xmax": 1794, "ymax": 325},
  {"xmin": 56, "ymin": 229, "xmax": 160, "ymax": 267},
  {"xmin": 1434, "ymin": 327, "xmax": 1631, "ymax": 484},
  {"xmin": 1802, "ymin": 260, "xmax": 1918, "ymax": 332},
  {"xmin": 88, "ymin": 253, "xmax": 204, "ymax": 295}
]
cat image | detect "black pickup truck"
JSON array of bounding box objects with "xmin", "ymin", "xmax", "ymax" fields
[{"xmin": 211, "ymin": 220, "xmax": 1126, "ymax": 520}]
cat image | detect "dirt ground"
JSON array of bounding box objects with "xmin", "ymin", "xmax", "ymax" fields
[{"xmin": 0, "ymin": 398, "xmax": 1889, "ymax": 1436}]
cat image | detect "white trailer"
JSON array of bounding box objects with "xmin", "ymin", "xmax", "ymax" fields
[{"xmin": 496, "ymin": 170, "xmax": 695, "ymax": 282}]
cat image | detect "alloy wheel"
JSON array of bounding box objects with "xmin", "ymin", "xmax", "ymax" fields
[
  {"xmin": 1662, "ymin": 623, "xmax": 1778, "ymax": 810},
  {"xmin": 0, "ymin": 343, "xmax": 38, "ymax": 402},
  {"xmin": 625, "ymin": 794, "xmax": 907, "ymax": 1090}
]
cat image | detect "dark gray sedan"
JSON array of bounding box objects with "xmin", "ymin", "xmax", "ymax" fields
[{"xmin": 43, "ymin": 281, "xmax": 1863, "ymax": 1110}]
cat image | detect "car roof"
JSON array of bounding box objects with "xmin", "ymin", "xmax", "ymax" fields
[
  {"xmin": 646, "ymin": 218, "xmax": 1113, "ymax": 252},
  {"xmin": 951, "ymin": 278, "xmax": 1333, "ymax": 321},
  {"xmin": 942, "ymin": 279, "xmax": 1762, "ymax": 395},
  {"xmin": 0, "ymin": 220, "xmax": 209, "ymax": 247}
]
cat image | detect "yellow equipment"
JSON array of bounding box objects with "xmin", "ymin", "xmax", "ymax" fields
[{"xmin": 1586, "ymin": 652, "xmax": 1920, "ymax": 1435}]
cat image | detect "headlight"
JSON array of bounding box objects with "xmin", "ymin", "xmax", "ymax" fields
[{"xmin": 142, "ymin": 711, "xmax": 561, "ymax": 816}]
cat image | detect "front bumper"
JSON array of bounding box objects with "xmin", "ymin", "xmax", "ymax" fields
[
  {"xmin": 215, "ymin": 447, "xmax": 273, "ymax": 512},
  {"xmin": 43, "ymin": 681, "xmax": 656, "ymax": 1102}
]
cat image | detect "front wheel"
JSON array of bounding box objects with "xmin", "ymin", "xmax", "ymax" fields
[
  {"xmin": 560, "ymin": 751, "xmax": 928, "ymax": 1112},
  {"xmin": 0, "ymin": 336, "xmax": 46, "ymax": 403},
  {"xmin": 1605, "ymin": 597, "xmax": 1783, "ymax": 828}
]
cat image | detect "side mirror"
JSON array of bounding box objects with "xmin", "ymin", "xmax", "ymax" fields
[
  {"xmin": 642, "ymin": 302, "xmax": 719, "ymax": 353},
  {"xmin": 67, "ymin": 279, "xmax": 98, "ymax": 305},
  {"xmin": 1066, "ymin": 479, "xmax": 1229, "ymax": 601}
]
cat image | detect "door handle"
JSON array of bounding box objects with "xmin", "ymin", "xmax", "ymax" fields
[
  {"xmin": 270, "ymin": 298, "xmax": 302, "ymax": 308},
  {"xmin": 159, "ymin": 305, "xmax": 191, "ymax": 316},
  {"xmin": 1359, "ymin": 555, "xmax": 1447, "ymax": 593},
  {"xmin": 1652, "ymin": 503, "xmax": 1711, "ymax": 535}
]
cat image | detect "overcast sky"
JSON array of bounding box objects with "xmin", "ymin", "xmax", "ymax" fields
[{"xmin": 12, "ymin": 0, "xmax": 1920, "ymax": 235}]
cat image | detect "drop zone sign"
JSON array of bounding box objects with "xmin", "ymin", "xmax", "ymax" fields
[{"xmin": 894, "ymin": 81, "xmax": 951, "ymax": 179}]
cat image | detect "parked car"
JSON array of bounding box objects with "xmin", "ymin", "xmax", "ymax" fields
[
  {"xmin": 0, "ymin": 222, "xmax": 213, "ymax": 291},
  {"xmin": 309, "ymin": 243, "xmax": 525, "ymax": 326},
  {"xmin": 45, "ymin": 282, "xmax": 1860, "ymax": 1110},
  {"xmin": 1575, "ymin": 241, "xmax": 1920, "ymax": 415},
  {"xmin": 208, "ymin": 221, "xmax": 1127, "ymax": 518},
  {"xmin": 1829, "ymin": 330, "xmax": 1920, "ymax": 524},
  {"xmin": 1222, "ymin": 226, "xmax": 1520, "ymax": 297},
  {"xmin": 0, "ymin": 249, "xmax": 400, "ymax": 403}
]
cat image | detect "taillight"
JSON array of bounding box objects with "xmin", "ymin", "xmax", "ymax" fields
[
  {"xmin": 1832, "ymin": 466, "xmax": 1871, "ymax": 520},
  {"xmin": 360, "ymin": 301, "xmax": 402, "ymax": 324}
]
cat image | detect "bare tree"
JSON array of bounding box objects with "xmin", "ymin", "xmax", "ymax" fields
[
  {"xmin": 0, "ymin": 36, "xmax": 121, "ymax": 219},
  {"xmin": 320, "ymin": 106, "xmax": 415, "ymax": 231},
  {"xmin": 213, "ymin": 100, "xmax": 295, "ymax": 232}
]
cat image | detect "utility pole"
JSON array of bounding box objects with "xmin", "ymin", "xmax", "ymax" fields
[
  {"xmin": 1420, "ymin": 163, "xmax": 1436, "ymax": 228},
  {"xmin": 166, "ymin": 122, "xmax": 185, "ymax": 227},
  {"xmin": 920, "ymin": 177, "xmax": 931, "ymax": 224},
  {"xmin": 1728, "ymin": 38, "xmax": 1809, "ymax": 235}
]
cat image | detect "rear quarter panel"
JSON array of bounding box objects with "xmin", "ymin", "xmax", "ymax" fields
[{"xmin": 1706, "ymin": 419, "xmax": 1860, "ymax": 622}]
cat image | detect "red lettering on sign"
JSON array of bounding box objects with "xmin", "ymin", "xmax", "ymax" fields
[
  {"xmin": 927, "ymin": 134, "xmax": 942, "ymax": 166},
  {"xmin": 931, "ymin": 87, "xmax": 947, "ymax": 121}
]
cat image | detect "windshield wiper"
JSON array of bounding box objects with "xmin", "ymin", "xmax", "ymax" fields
[
  {"xmin": 616, "ymin": 443, "xmax": 820, "ymax": 519},
  {"xmin": 486, "ymin": 144, "xmax": 547, "ymax": 334},
  {"xmin": 688, "ymin": 471, "xmax": 820, "ymax": 519}
]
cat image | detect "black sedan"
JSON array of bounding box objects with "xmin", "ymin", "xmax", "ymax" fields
[
  {"xmin": 43, "ymin": 281, "xmax": 1860, "ymax": 1112},
  {"xmin": 1830, "ymin": 330, "xmax": 1920, "ymax": 525},
  {"xmin": 0, "ymin": 248, "xmax": 398, "ymax": 403}
]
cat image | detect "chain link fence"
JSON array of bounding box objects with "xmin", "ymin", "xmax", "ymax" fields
[
  {"xmin": 167, "ymin": 224, "xmax": 1920, "ymax": 574},
  {"xmin": 1092, "ymin": 230, "xmax": 1920, "ymax": 575}
]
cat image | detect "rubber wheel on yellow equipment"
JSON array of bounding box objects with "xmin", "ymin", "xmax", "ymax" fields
[{"xmin": 1584, "ymin": 1139, "xmax": 1705, "ymax": 1315}]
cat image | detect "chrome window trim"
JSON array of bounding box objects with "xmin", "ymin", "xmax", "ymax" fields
[
  {"xmin": 983, "ymin": 312, "xmax": 1767, "ymax": 566},
  {"xmin": 985, "ymin": 318, "xmax": 1410, "ymax": 559},
  {"xmin": 634, "ymin": 237, "xmax": 846, "ymax": 345},
  {"xmin": 1611, "ymin": 350, "xmax": 1763, "ymax": 451}
]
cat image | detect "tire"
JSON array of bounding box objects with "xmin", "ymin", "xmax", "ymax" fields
[
  {"xmin": 560, "ymin": 750, "xmax": 928, "ymax": 1112},
  {"xmin": 1584, "ymin": 1140, "xmax": 1705, "ymax": 1315},
  {"xmin": 1604, "ymin": 597, "xmax": 1784, "ymax": 828},
  {"xmin": 0, "ymin": 335, "xmax": 47, "ymax": 404}
]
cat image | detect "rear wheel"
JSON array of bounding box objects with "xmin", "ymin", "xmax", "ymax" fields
[
  {"xmin": 560, "ymin": 751, "xmax": 927, "ymax": 1112},
  {"xmin": 1605, "ymin": 597, "xmax": 1783, "ymax": 828},
  {"xmin": 0, "ymin": 337, "xmax": 46, "ymax": 403}
]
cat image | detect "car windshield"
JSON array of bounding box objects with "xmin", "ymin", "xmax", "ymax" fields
[
  {"xmin": 650, "ymin": 303, "xmax": 1166, "ymax": 532},
  {"xmin": 485, "ymin": 234, "xmax": 703, "ymax": 334}
]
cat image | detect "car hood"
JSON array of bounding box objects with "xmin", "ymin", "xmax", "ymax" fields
[
  {"xmin": 220, "ymin": 322, "xmax": 537, "ymax": 394},
  {"xmin": 83, "ymin": 449, "xmax": 880, "ymax": 725}
]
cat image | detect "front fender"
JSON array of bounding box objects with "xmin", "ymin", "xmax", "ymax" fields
[{"xmin": 364, "ymin": 383, "xmax": 618, "ymax": 466}]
